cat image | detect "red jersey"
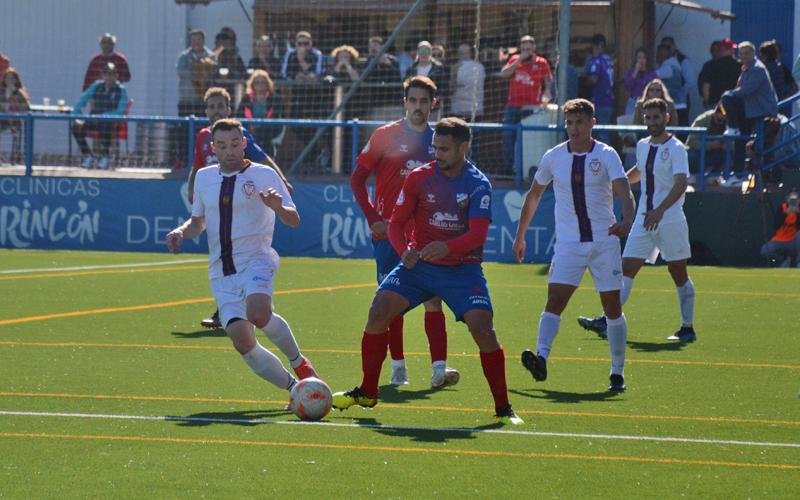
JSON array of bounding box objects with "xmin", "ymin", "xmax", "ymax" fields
[
  {"xmin": 503, "ymin": 54, "xmax": 552, "ymax": 107},
  {"xmin": 350, "ymin": 120, "xmax": 434, "ymax": 239},
  {"xmin": 390, "ymin": 161, "xmax": 493, "ymax": 265},
  {"xmin": 192, "ymin": 126, "xmax": 268, "ymax": 170}
]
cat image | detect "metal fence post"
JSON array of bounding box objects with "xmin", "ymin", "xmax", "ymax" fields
[
  {"xmin": 350, "ymin": 119, "xmax": 360, "ymax": 172},
  {"xmin": 24, "ymin": 112, "xmax": 34, "ymax": 176},
  {"xmin": 699, "ymin": 130, "xmax": 706, "ymax": 192},
  {"xmin": 186, "ymin": 116, "xmax": 196, "ymax": 169},
  {"xmin": 515, "ymin": 123, "xmax": 523, "ymax": 187}
]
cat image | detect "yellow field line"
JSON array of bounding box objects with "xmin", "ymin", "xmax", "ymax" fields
[
  {"xmin": 0, "ymin": 283, "xmax": 374, "ymax": 326},
  {"xmin": 0, "ymin": 432, "xmax": 796, "ymax": 470},
  {"xmin": 0, "ymin": 340, "xmax": 796, "ymax": 370},
  {"xmin": 1, "ymin": 391, "xmax": 797, "ymax": 427},
  {"xmin": 0, "ymin": 265, "xmax": 207, "ymax": 281}
]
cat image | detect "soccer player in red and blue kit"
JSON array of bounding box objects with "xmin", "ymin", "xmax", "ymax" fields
[
  {"xmin": 335, "ymin": 117, "xmax": 523, "ymax": 425},
  {"xmin": 350, "ymin": 76, "xmax": 457, "ymax": 389}
]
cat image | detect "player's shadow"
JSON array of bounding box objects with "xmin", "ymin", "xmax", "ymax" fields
[
  {"xmin": 626, "ymin": 340, "xmax": 689, "ymax": 353},
  {"xmin": 510, "ymin": 387, "xmax": 623, "ymax": 404},
  {"xmin": 376, "ymin": 384, "xmax": 443, "ymax": 405},
  {"xmin": 343, "ymin": 416, "xmax": 480, "ymax": 444},
  {"xmin": 172, "ymin": 409, "xmax": 290, "ymax": 427},
  {"xmin": 171, "ymin": 329, "xmax": 227, "ymax": 339}
]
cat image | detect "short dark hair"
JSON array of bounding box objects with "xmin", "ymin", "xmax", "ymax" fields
[
  {"xmin": 563, "ymin": 98, "xmax": 595, "ymax": 117},
  {"xmin": 759, "ymin": 40, "xmax": 779, "ymax": 63},
  {"xmin": 211, "ymin": 118, "xmax": 244, "ymax": 139},
  {"xmin": 189, "ymin": 29, "xmax": 205, "ymax": 40},
  {"xmin": 591, "ymin": 33, "xmax": 606, "ymax": 48},
  {"xmin": 204, "ymin": 87, "xmax": 231, "ymax": 106},
  {"xmin": 435, "ymin": 117, "xmax": 471, "ymax": 144},
  {"xmin": 642, "ymin": 97, "xmax": 667, "ymax": 114},
  {"xmin": 403, "ymin": 75, "xmax": 437, "ymax": 99}
]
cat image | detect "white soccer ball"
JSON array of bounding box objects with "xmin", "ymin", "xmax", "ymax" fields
[{"xmin": 289, "ymin": 377, "xmax": 333, "ymax": 421}]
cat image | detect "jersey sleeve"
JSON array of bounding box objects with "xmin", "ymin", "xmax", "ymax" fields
[
  {"xmin": 533, "ymin": 150, "xmax": 554, "ymax": 186},
  {"xmin": 388, "ymin": 171, "xmax": 420, "ymax": 254},
  {"xmin": 265, "ymin": 168, "xmax": 295, "ymax": 209},
  {"xmin": 191, "ymin": 172, "xmax": 206, "ymax": 217},
  {"xmin": 192, "ymin": 129, "xmax": 209, "ymax": 170},
  {"xmin": 604, "ymin": 148, "xmax": 626, "ymax": 181},
  {"xmin": 355, "ymin": 128, "xmax": 384, "ymax": 173},
  {"xmin": 468, "ymin": 180, "xmax": 493, "ymax": 222},
  {"xmin": 243, "ymin": 127, "xmax": 269, "ymax": 163},
  {"xmin": 671, "ymin": 142, "xmax": 690, "ymax": 176}
]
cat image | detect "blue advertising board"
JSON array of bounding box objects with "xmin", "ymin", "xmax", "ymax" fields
[{"xmin": 0, "ymin": 176, "xmax": 557, "ymax": 263}]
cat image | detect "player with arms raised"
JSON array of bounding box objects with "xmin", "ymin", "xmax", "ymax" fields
[
  {"xmin": 334, "ymin": 118, "xmax": 523, "ymax": 425},
  {"xmin": 578, "ymin": 97, "xmax": 697, "ymax": 342},
  {"xmin": 350, "ymin": 76, "xmax": 456, "ymax": 389},
  {"xmin": 167, "ymin": 118, "xmax": 317, "ymax": 400},
  {"xmin": 512, "ymin": 98, "xmax": 636, "ymax": 392}
]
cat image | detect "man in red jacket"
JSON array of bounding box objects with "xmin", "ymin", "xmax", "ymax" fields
[{"xmin": 82, "ymin": 33, "xmax": 131, "ymax": 91}]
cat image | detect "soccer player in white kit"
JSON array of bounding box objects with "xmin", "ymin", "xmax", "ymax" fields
[
  {"xmin": 578, "ymin": 97, "xmax": 697, "ymax": 342},
  {"xmin": 166, "ymin": 118, "xmax": 318, "ymax": 399},
  {"xmin": 512, "ymin": 98, "xmax": 636, "ymax": 391}
]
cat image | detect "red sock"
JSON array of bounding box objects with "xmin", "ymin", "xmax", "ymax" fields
[
  {"xmin": 424, "ymin": 311, "xmax": 447, "ymax": 363},
  {"xmin": 360, "ymin": 331, "xmax": 388, "ymax": 398},
  {"xmin": 479, "ymin": 346, "xmax": 509, "ymax": 412},
  {"xmin": 388, "ymin": 315, "xmax": 404, "ymax": 361}
]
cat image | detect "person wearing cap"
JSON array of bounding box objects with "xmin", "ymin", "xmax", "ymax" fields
[
  {"xmin": 72, "ymin": 63, "xmax": 129, "ymax": 169},
  {"xmin": 82, "ymin": 33, "xmax": 131, "ymax": 91},
  {"xmin": 697, "ymin": 38, "xmax": 741, "ymax": 110},
  {"xmin": 761, "ymin": 191, "xmax": 800, "ymax": 267}
]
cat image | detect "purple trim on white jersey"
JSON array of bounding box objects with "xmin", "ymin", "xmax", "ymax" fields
[
  {"xmin": 219, "ymin": 176, "xmax": 237, "ymax": 276},
  {"xmin": 644, "ymin": 145, "xmax": 658, "ymax": 212}
]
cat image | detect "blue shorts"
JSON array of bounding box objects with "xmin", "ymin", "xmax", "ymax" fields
[
  {"xmin": 378, "ymin": 260, "xmax": 493, "ymax": 322},
  {"xmin": 373, "ymin": 239, "xmax": 400, "ymax": 284}
]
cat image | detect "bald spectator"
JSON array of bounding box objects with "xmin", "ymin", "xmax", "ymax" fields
[{"xmin": 82, "ymin": 33, "xmax": 131, "ymax": 91}]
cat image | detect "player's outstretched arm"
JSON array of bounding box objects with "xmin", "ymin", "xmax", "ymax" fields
[
  {"xmin": 609, "ymin": 178, "xmax": 636, "ymax": 238},
  {"xmin": 512, "ymin": 181, "xmax": 546, "ymax": 263},
  {"xmin": 166, "ymin": 216, "xmax": 205, "ymax": 253},
  {"xmin": 259, "ymin": 188, "xmax": 300, "ymax": 227}
]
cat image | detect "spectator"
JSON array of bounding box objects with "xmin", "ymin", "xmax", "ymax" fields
[
  {"xmin": 405, "ymin": 41, "xmax": 448, "ymax": 108},
  {"xmin": 759, "ymin": 40, "xmax": 797, "ymax": 100},
  {"xmin": 362, "ymin": 36, "xmax": 401, "ymax": 83},
  {"xmin": 623, "ymin": 48, "xmax": 657, "ymax": 115},
  {"xmin": 584, "ymin": 33, "xmax": 615, "ymax": 129},
  {"xmin": 248, "ymin": 35, "xmax": 282, "ymax": 76},
  {"xmin": 499, "ymin": 35, "xmax": 552, "ymax": 170},
  {"xmin": 697, "ymin": 38, "xmax": 741, "ymax": 110},
  {"xmin": 774, "ymin": 42, "xmax": 798, "ymax": 99},
  {"xmin": 431, "ymin": 44, "xmax": 445, "ymax": 64},
  {"xmin": 213, "ymin": 30, "xmax": 247, "ymax": 101},
  {"xmin": 82, "ymin": 33, "xmax": 131, "ymax": 91},
  {"xmin": 0, "ymin": 52, "xmax": 9, "ymax": 80},
  {"xmin": 328, "ymin": 45, "xmax": 360, "ymax": 82},
  {"xmin": 720, "ymin": 41, "xmax": 778, "ymax": 172},
  {"xmin": 0, "ymin": 67, "xmax": 31, "ymax": 162},
  {"xmin": 685, "ymin": 104, "xmax": 727, "ymax": 175},
  {"xmin": 656, "ymin": 43, "xmax": 688, "ymax": 126},
  {"xmin": 236, "ymin": 70, "xmax": 284, "ymax": 158},
  {"xmin": 397, "ymin": 39, "xmax": 416, "ymax": 78},
  {"xmin": 281, "ymin": 31, "xmax": 324, "ymax": 81},
  {"xmin": 176, "ymin": 29, "xmax": 217, "ymax": 168},
  {"xmin": 661, "ymin": 36, "xmax": 695, "ymax": 125},
  {"xmin": 632, "ymin": 79, "xmax": 678, "ymax": 126},
  {"xmin": 761, "ymin": 191, "xmax": 800, "ymax": 267},
  {"xmin": 72, "ymin": 63, "xmax": 128, "ymax": 170},
  {"xmin": 450, "ymin": 43, "xmax": 485, "ymax": 162}
]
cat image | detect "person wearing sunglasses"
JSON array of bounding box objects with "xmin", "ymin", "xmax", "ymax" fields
[{"xmin": 281, "ymin": 31, "xmax": 323, "ymax": 82}]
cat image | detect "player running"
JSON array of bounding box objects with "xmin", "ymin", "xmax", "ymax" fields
[
  {"xmin": 578, "ymin": 97, "xmax": 697, "ymax": 342},
  {"xmin": 350, "ymin": 76, "xmax": 457, "ymax": 389},
  {"xmin": 512, "ymin": 98, "xmax": 636, "ymax": 392},
  {"xmin": 334, "ymin": 118, "xmax": 523, "ymax": 425},
  {"xmin": 167, "ymin": 118, "xmax": 317, "ymax": 399}
]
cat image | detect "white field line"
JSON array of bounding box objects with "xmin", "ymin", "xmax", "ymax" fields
[
  {"xmin": 1, "ymin": 410, "xmax": 798, "ymax": 449},
  {"xmin": 0, "ymin": 259, "xmax": 206, "ymax": 274}
]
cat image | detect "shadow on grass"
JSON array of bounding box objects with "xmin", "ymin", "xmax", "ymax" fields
[
  {"xmin": 339, "ymin": 416, "xmax": 483, "ymax": 443},
  {"xmin": 626, "ymin": 339, "xmax": 689, "ymax": 353},
  {"xmin": 376, "ymin": 384, "xmax": 441, "ymax": 405},
  {"xmin": 509, "ymin": 387, "xmax": 623, "ymax": 404},
  {"xmin": 172, "ymin": 409, "xmax": 290, "ymax": 427},
  {"xmin": 171, "ymin": 329, "xmax": 227, "ymax": 339}
]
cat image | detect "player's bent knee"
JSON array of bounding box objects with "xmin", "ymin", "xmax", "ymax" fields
[
  {"xmin": 247, "ymin": 310, "xmax": 271, "ymax": 329},
  {"xmin": 423, "ymin": 297, "xmax": 443, "ymax": 312}
]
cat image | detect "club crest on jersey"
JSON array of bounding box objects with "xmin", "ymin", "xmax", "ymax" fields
[
  {"xmin": 589, "ymin": 158, "xmax": 602, "ymax": 175},
  {"xmin": 242, "ymin": 181, "xmax": 256, "ymax": 198},
  {"xmin": 222, "ymin": 195, "xmax": 231, "ymax": 206},
  {"xmin": 661, "ymin": 149, "xmax": 670, "ymax": 161},
  {"xmin": 456, "ymin": 193, "xmax": 469, "ymax": 207}
]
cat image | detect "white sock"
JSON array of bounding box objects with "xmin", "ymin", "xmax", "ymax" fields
[
  {"xmin": 432, "ymin": 360, "xmax": 446, "ymax": 371},
  {"xmin": 260, "ymin": 313, "xmax": 303, "ymax": 368},
  {"xmin": 620, "ymin": 276, "xmax": 634, "ymax": 307},
  {"xmin": 392, "ymin": 359, "xmax": 407, "ymax": 370},
  {"xmin": 676, "ymin": 278, "xmax": 695, "ymax": 327},
  {"xmin": 606, "ymin": 314, "xmax": 627, "ymax": 376},
  {"xmin": 536, "ymin": 312, "xmax": 561, "ymax": 360},
  {"xmin": 242, "ymin": 342, "xmax": 296, "ymax": 390}
]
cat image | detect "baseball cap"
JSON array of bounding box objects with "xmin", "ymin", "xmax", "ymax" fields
[{"xmin": 720, "ymin": 38, "xmax": 737, "ymax": 50}]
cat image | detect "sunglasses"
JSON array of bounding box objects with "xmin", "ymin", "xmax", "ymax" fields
[
  {"xmin": 296, "ymin": 40, "xmax": 311, "ymax": 46},
  {"xmin": 418, "ymin": 49, "xmax": 431, "ymax": 55}
]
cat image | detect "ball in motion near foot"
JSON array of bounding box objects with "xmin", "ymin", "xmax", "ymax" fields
[{"xmin": 290, "ymin": 377, "xmax": 333, "ymax": 421}]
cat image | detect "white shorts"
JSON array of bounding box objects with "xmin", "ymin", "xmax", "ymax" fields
[
  {"xmin": 549, "ymin": 239, "xmax": 623, "ymax": 292},
  {"xmin": 210, "ymin": 249, "xmax": 279, "ymax": 328},
  {"xmin": 623, "ymin": 218, "xmax": 691, "ymax": 263}
]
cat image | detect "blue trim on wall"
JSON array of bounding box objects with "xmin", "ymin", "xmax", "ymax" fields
[{"xmin": 732, "ymin": 0, "xmax": 794, "ymax": 67}]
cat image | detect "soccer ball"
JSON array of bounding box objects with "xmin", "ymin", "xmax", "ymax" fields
[{"xmin": 289, "ymin": 377, "xmax": 333, "ymax": 421}]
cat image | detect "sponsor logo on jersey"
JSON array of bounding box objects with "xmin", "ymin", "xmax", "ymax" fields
[
  {"xmin": 242, "ymin": 181, "xmax": 256, "ymax": 198},
  {"xmin": 429, "ymin": 211, "xmax": 462, "ymax": 231},
  {"xmin": 479, "ymin": 194, "xmax": 490, "ymax": 209}
]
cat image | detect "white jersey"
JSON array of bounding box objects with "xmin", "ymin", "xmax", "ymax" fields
[
  {"xmin": 535, "ymin": 140, "xmax": 626, "ymax": 244},
  {"xmin": 634, "ymin": 135, "xmax": 689, "ymax": 224},
  {"xmin": 192, "ymin": 161, "xmax": 294, "ymax": 279}
]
